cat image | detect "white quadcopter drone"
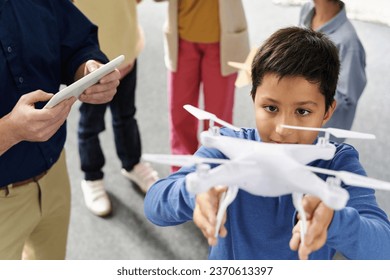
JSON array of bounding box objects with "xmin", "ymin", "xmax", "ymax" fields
[{"xmin": 143, "ymin": 105, "xmax": 390, "ymax": 243}]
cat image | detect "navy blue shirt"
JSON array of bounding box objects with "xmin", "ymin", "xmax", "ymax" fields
[{"xmin": 0, "ymin": 0, "xmax": 108, "ymax": 186}]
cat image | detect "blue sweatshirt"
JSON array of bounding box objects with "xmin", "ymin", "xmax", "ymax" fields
[{"xmin": 144, "ymin": 128, "xmax": 390, "ymax": 259}]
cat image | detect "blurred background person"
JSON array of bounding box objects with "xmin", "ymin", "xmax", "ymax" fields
[
  {"xmin": 74, "ymin": 0, "xmax": 158, "ymax": 217},
  {"xmin": 299, "ymin": 0, "xmax": 366, "ymax": 139},
  {"xmin": 155, "ymin": 0, "xmax": 250, "ymax": 171}
]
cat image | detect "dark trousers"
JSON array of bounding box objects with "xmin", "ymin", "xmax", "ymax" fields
[{"xmin": 78, "ymin": 61, "xmax": 141, "ymax": 181}]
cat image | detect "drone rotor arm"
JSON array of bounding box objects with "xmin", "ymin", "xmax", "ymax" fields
[
  {"xmin": 337, "ymin": 171, "xmax": 390, "ymax": 191},
  {"xmin": 200, "ymin": 132, "xmax": 258, "ymax": 160},
  {"xmin": 328, "ymin": 128, "xmax": 376, "ymax": 140},
  {"xmin": 304, "ymin": 165, "xmax": 390, "ymax": 191},
  {"xmin": 183, "ymin": 104, "xmax": 240, "ymax": 131},
  {"xmin": 214, "ymin": 117, "xmax": 241, "ymax": 131},
  {"xmin": 281, "ymin": 143, "xmax": 336, "ymax": 164},
  {"xmin": 142, "ymin": 154, "xmax": 230, "ymax": 167},
  {"xmin": 185, "ymin": 160, "xmax": 255, "ymax": 194},
  {"xmin": 183, "ymin": 104, "xmax": 216, "ymax": 120},
  {"xmin": 290, "ymin": 166, "xmax": 349, "ymax": 210},
  {"xmin": 280, "ymin": 125, "xmax": 376, "ymax": 140}
]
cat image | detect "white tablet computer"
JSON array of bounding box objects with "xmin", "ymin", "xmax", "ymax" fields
[{"xmin": 44, "ymin": 55, "xmax": 125, "ymax": 108}]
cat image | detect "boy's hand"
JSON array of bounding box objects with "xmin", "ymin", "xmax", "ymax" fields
[
  {"xmin": 78, "ymin": 60, "xmax": 120, "ymax": 104},
  {"xmin": 289, "ymin": 195, "xmax": 334, "ymax": 260},
  {"xmin": 193, "ymin": 186, "xmax": 228, "ymax": 246}
]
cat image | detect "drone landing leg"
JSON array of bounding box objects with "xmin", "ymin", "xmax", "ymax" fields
[
  {"xmin": 214, "ymin": 186, "xmax": 238, "ymax": 238},
  {"xmin": 292, "ymin": 192, "xmax": 307, "ymax": 245}
]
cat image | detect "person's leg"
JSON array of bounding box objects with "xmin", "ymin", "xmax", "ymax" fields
[
  {"xmin": 78, "ymin": 103, "xmax": 111, "ymax": 216},
  {"xmin": 111, "ymin": 62, "xmax": 158, "ymax": 192},
  {"xmin": 0, "ymin": 183, "xmax": 41, "ymax": 259},
  {"xmin": 110, "ymin": 61, "xmax": 141, "ymax": 171},
  {"xmin": 22, "ymin": 151, "xmax": 71, "ymax": 259},
  {"xmin": 78, "ymin": 103, "xmax": 108, "ymax": 181},
  {"xmin": 169, "ymin": 39, "xmax": 202, "ymax": 162},
  {"xmin": 200, "ymin": 42, "xmax": 237, "ymax": 130}
]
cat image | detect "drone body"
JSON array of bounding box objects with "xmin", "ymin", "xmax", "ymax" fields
[{"xmin": 186, "ymin": 130, "xmax": 349, "ymax": 211}]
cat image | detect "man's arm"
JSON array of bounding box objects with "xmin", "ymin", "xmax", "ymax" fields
[
  {"xmin": 0, "ymin": 91, "xmax": 75, "ymax": 156},
  {"xmin": 0, "ymin": 116, "xmax": 18, "ymax": 156}
]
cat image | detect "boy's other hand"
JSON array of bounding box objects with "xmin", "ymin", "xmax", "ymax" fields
[
  {"xmin": 79, "ymin": 60, "xmax": 120, "ymax": 104},
  {"xmin": 289, "ymin": 195, "xmax": 334, "ymax": 260},
  {"xmin": 193, "ymin": 186, "xmax": 228, "ymax": 246}
]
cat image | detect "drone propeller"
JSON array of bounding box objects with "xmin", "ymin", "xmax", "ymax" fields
[
  {"xmin": 280, "ymin": 125, "xmax": 376, "ymax": 140},
  {"xmin": 305, "ymin": 166, "xmax": 390, "ymax": 191},
  {"xmin": 142, "ymin": 154, "xmax": 230, "ymax": 167},
  {"xmin": 183, "ymin": 105, "xmax": 240, "ymax": 131}
]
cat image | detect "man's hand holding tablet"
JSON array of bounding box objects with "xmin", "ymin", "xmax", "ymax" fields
[{"xmin": 44, "ymin": 55, "xmax": 124, "ymax": 108}]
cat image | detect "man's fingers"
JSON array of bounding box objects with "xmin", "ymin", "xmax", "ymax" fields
[
  {"xmin": 84, "ymin": 79, "xmax": 120, "ymax": 95},
  {"xmin": 20, "ymin": 90, "xmax": 53, "ymax": 105},
  {"xmin": 80, "ymin": 79, "xmax": 119, "ymax": 104},
  {"xmin": 99, "ymin": 68, "xmax": 121, "ymax": 83},
  {"xmin": 79, "ymin": 89, "xmax": 116, "ymax": 104},
  {"xmin": 32, "ymin": 98, "xmax": 74, "ymax": 141},
  {"xmin": 80, "ymin": 61, "xmax": 120, "ymax": 104},
  {"xmin": 41, "ymin": 97, "xmax": 75, "ymax": 120},
  {"xmin": 85, "ymin": 60, "xmax": 99, "ymax": 74}
]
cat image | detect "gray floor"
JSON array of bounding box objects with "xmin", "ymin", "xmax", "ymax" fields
[{"xmin": 65, "ymin": 0, "xmax": 390, "ymax": 259}]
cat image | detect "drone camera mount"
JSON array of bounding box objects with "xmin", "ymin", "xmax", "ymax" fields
[
  {"xmin": 326, "ymin": 176, "xmax": 342, "ymax": 188},
  {"xmin": 317, "ymin": 133, "xmax": 330, "ymax": 146},
  {"xmin": 209, "ymin": 125, "xmax": 220, "ymax": 136}
]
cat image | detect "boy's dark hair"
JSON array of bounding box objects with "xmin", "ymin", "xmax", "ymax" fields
[{"xmin": 250, "ymin": 27, "xmax": 340, "ymax": 111}]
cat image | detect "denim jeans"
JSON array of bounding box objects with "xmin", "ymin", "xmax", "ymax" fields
[{"xmin": 78, "ymin": 61, "xmax": 141, "ymax": 181}]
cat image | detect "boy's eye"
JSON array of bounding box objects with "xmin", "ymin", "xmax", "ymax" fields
[
  {"xmin": 264, "ymin": 105, "xmax": 278, "ymax": 113},
  {"xmin": 296, "ymin": 108, "xmax": 310, "ymax": 116}
]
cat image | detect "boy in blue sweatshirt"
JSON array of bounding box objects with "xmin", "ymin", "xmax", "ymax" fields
[{"xmin": 144, "ymin": 27, "xmax": 390, "ymax": 260}]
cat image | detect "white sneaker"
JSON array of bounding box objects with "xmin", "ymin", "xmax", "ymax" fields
[
  {"xmin": 121, "ymin": 162, "xmax": 159, "ymax": 193},
  {"xmin": 81, "ymin": 179, "xmax": 112, "ymax": 217}
]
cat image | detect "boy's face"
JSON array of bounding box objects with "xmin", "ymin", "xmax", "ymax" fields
[{"xmin": 254, "ymin": 74, "xmax": 335, "ymax": 144}]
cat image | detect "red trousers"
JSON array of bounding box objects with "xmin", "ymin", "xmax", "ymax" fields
[{"xmin": 168, "ymin": 39, "xmax": 236, "ymax": 170}]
